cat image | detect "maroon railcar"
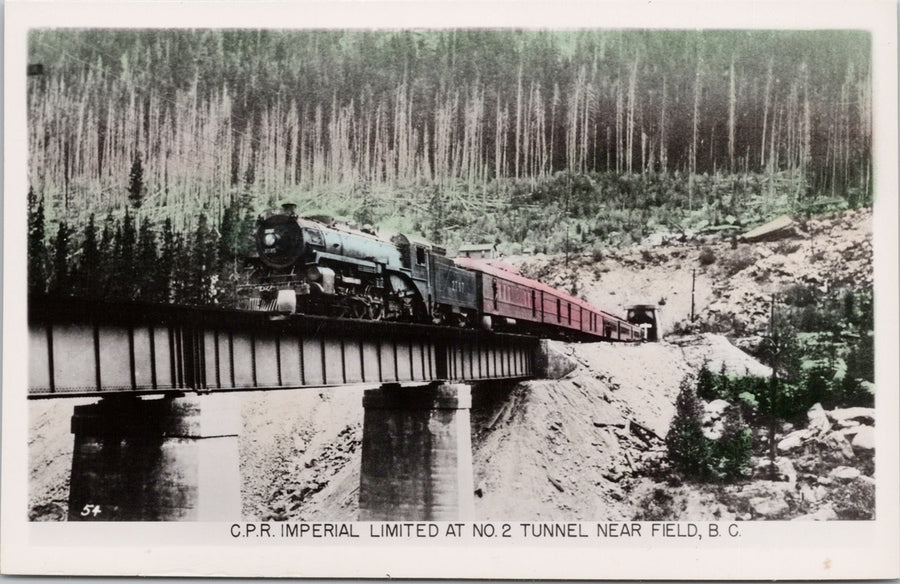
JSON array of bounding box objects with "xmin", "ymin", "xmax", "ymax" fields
[{"xmin": 454, "ymin": 257, "xmax": 641, "ymax": 341}]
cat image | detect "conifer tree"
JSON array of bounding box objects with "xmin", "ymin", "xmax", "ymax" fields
[
  {"xmin": 27, "ymin": 187, "xmax": 48, "ymax": 295},
  {"xmin": 666, "ymin": 376, "xmax": 711, "ymax": 478},
  {"xmin": 118, "ymin": 209, "xmax": 138, "ymax": 299},
  {"xmin": 128, "ymin": 153, "xmax": 145, "ymax": 209},
  {"xmin": 159, "ymin": 217, "xmax": 177, "ymax": 303},
  {"xmin": 136, "ymin": 217, "xmax": 159, "ymax": 301},
  {"xmin": 186, "ymin": 214, "xmax": 219, "ymax": 305},
  {"xmin": 98, "ymin": 216, "xmax": 115, "ymax": 299},
  {"xmin": 50, "ymin": 222, "xmax": 71, "ymax": 295},
  {"xmin": 76, "ymin": 213, "xmax": 101, "ymax": 298}
]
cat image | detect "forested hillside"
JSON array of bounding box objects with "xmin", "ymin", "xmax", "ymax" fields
[{"xmin": 27, "ymin": 29, "xmax": 872, "ymax": 304}]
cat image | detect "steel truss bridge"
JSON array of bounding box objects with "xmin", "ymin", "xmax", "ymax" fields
[{"xmin": 28, "ymin": 296, "xmax": 537, "ymax": 399}]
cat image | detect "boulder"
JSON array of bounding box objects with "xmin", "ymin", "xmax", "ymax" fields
[
  {"xmin": 704, "ymin": 399, "xmax": 731, "ymax": 421},
  {"xmin": 740, "ymin": 215, "xmax": 796, "ymax": 243},
  {"xmin": 823, "ymin": 431, "xmax": 855, "ymax": 460},
  {"xmin": 851, "ymin": 426, "xmax": 875, "ymax": 451},
  {"xmin": 829, "ymin": 466, "xmax": 861, "ymax": 481},
  {"xmin": 857, "ymin": 475, "xmax": 876, "ymax": 487},
  {"xmin": 828, "ymin": 407, "xmax": 875, "ymax": 425},
  {"xmin": 750, "ymin": 496, "xmax": 789, "ymax": 518},
  {"xmin": 791, "ymin": 505, "xmax": 838, "ymax": 521},
  {"xmin": 799, "ymin": 484, "xmax": 818, "ymax": 503},
  {"xmin": 702, "ymin": 423, "xmax": 724, "ymax": 441},
  {"xmin": 777, "ymin": 429, "xmax": 812, "ymax": 453},
  {"xmin": 807, "ymin": 402, "xmax": 826, "ymax": 421},
  {"xmin": 775, "ymin": 457, "xmax": 797, "ymax": 484},
  {"xmin": 807, "ymin": 403, "xmax": 832, "ymax": 434}
]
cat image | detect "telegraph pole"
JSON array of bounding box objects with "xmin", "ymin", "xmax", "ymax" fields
[
  {"xmin": 768, "ymin": 294, "xmax": 779, "ymax": 468},
  {"xmin": 690, "ymin": 269, "xmax": 696, "ymax": 322}
]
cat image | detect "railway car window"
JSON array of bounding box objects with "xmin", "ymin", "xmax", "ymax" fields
[
  {"xmin": 492, "ymin": 279, "xmax": 498, "ymax": 310},
  {"xmin": 567, "ymin": 303, "xmax": 571, "ymax": 325},
  {"xmin": 531, "ymin": 290, "xmax": 536, "ymax": 317},
  {"xmin": 556, "ymin": 299, "xmax": 561, "ymax": 322},
  {"xmin": 416, "ymin": 247, "xmax": 426, "ymax": 266}
]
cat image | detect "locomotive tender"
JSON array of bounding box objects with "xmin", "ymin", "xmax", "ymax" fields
[{"xmin": 246, "ymin": 203, "xmax": 643, "ymax": 342}]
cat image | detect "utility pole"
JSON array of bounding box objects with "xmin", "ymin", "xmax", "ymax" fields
[
  {"xmin": 690, "ymin": 269, "xmax": 696, "ymax": 322},
  {"xmin": 565, "ymin": 172, "xmax": 571, "ymax": 267},
  {"xmin": 768, "ymin": 294, "xmax": 779, "ymax": 471}
]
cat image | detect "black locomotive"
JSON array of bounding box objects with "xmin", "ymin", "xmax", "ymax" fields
[
  {"xmin": 246, "ymin": 204, "xmax": 479, "ymax": 327},
  {"xmin": 244, "ymin": 203, "xmax": 649, "ymax": 341}
]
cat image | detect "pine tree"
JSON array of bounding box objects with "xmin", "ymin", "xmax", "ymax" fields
[
  {"xmin": 128, "ymin": 153, "xmax": 145, "ymax": 209},
  {"xmin": 50, "ymin": 222, "xmax": 71, "ymax": 295},
  {"xmin": 27, "ymin": 188, "xmax": 48, "ymax": 295},
  {"xmin": 188, "ymin": 214, "xmax": 219, "ymax": 305},
  {"xmin": 666, "ymin": 376, "xmax": 711, "ymax": 479},
  {"xmin": 76, "ymin": 213, "xmax": 101, "ymax": 298},
  {"xmin": 159, "ymin": 218, "xmax": 177, "ymax": 303},
  {"xmin": 710, "ymin": 405, "xmax": 752, "ymax": 480},
  {"xmin": 119, "ymin": 209, "xmax": 138, "ymax": 299},
  {"xmin": 97, "ymin": 216, "xmax": 115, "ymax": 299},
  {"xmin": 136, "ymin": 217, "xmax": 159, "ymax": 301}
]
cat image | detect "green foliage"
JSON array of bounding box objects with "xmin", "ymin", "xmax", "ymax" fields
[
  {"xmin": 698, "ymin": 247, "xmax": 716, "ymax": 266},
  {"xmin": 666, "ymin": 378, "xmax": 712, "ymax": 479},
  {"xmin": 73, "ymin": 214, "xmax": 100, "ymax": 298},
  {"xmin": 666, "ymin": 377, "xmax": 752, "ymax": 482},
  {"xmin": 696, "ymin": 363, "xmax": 718, "ymax": 401},
  {"xmin": 127, "ymin": 154, "xmax": 144, "ymax": 209},
  {"xmin": 50, "ymin": 222, "xmax": 71, "ymax": 295},
  {"xmin": 709, "ymin": 408, "xmax": 753, "ymax": 480},
  {"xmin": 719, "ymin": 248, "xmax": 756, "ymax": 276},
  {"xmin": 27, "ymin": 188, "xmax": 47, "ymax": 295}
]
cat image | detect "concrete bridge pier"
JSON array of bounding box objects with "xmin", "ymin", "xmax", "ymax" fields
[
  {"xmin": 68, "ymin": 393, "xmax": 241, "ymax": 521},
  {"xmin": 359, "ymin": 382, "xmax": 474, "ymax": 521}
]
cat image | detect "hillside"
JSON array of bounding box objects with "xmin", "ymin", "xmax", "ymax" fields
[
  {"xmin": 28, "ymin": 208, "xmax": 875, "ymax": 521},
  {"xmin": 515, "ymin": 208, "xmax": 872, "ymax": 338}
]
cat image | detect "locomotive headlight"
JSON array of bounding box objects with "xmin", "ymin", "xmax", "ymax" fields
[{"xmin": 263, "ymin": 233, "xmax": 277, "ymax": 247}]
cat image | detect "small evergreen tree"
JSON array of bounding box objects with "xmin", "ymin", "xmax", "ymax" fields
[
  {"xmin": 75, "ymin": 213, "xmax": 101, "ymax": 298},
  {"xmin": 136, "ymin": 217, "xmax": 159, "ymax": 301},
  {"xmin": 27, "ymin": 188, "xmax": 48, "ymax": 295},
  {"xmin": 112, "ymin": 209, "xmax": 138, "ymax": 299},
  {"xmin": 710, "ymin": 406, "xmax": 752, "ymax": 480},
  {"xmin": 127, "ymin": 153, "xmax": 145, "ymax": 208},
  {"xmin": 696, "ymin": 362, "xmax": 717, "ymax": 400},
  {"xmin": 50, "ymin": 222, "xmax": 71, "ymax": 295},
  {"xmin": 97, "ymin": 215, "xmax": 115, "ymax": 299},
  {"xmin": 666, "ymin": 377, "xmax": 712, "ymax": 479},
  {"xmin": 159, "ymin": 218, "xmax": 177, "ymax": 303}
]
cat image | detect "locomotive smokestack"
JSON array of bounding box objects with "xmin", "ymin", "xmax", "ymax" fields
[{"xmin": 282, "ymin": 203, "xmax": 298, "ymax": 216}]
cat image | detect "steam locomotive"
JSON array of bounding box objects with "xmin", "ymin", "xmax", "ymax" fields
[{"xmin": 243, "ymin": 203, "xmax": 651, "ymax": 342}]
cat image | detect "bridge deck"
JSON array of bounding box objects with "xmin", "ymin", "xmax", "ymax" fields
[{"xmin": 28, "ymin": 296, "xmax": 537, "ymax": 399}]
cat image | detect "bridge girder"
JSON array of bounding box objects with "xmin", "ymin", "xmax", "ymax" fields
[{"xmin": 28, "ymin": 296, "xmax": 537, "ymax": 399}]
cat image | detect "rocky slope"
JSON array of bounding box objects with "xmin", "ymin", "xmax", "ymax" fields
[{"xmin": 515, "ymin": 208, "xmax": 872, "ymax": 337}]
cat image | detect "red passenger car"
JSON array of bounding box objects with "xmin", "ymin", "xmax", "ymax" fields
[{"xmin": 454, "ymin": 257, "xmax": 641, "ymax": 341}]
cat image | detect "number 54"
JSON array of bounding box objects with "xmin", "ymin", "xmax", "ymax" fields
[{"xmin": 80, "ymin": 504, "xmax": 101, "ymax": 517}]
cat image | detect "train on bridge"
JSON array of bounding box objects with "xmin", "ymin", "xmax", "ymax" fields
[{"xmin": 244, "ymin": 204, "xmax": 657, "ymax": 342}]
